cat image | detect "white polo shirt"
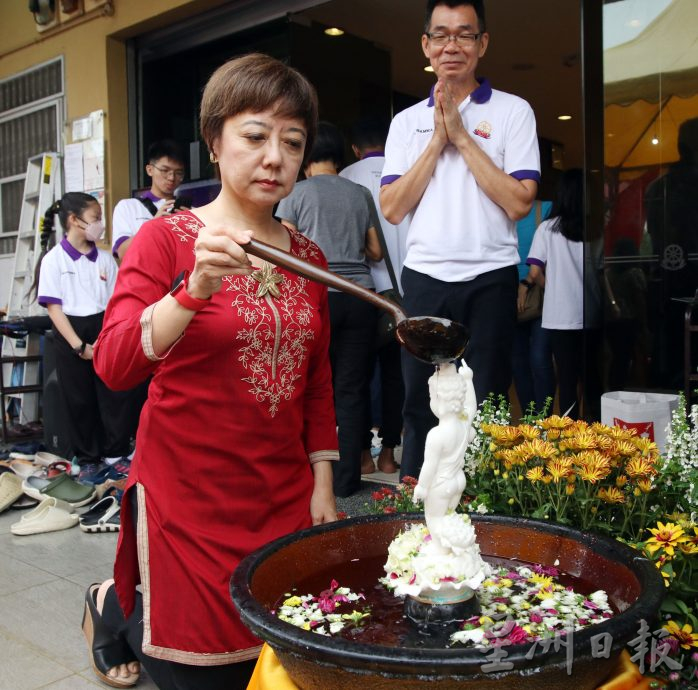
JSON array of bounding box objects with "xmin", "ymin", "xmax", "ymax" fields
[
  {"xmin": 38, "ymin": 237, "xmax": 118, "ymax": 316},
  {"xmin": 340, "ymin": 153, "xmax": 408, "ymax": 293},
  {"xmin": 111, "ymin": 194, "xmax": 168, "ymax": 256},
  {"xmin": 527, "ymin": 219, "xmax": 603, "ymax": 330},
  {"xmin": 382, "ymin": 79, "xmax": 540, "ymax": 282}
]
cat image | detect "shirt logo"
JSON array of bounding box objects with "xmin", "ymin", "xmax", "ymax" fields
[
  {"xmin": 473, "ymin": 121, "xmax": 492, "ymax": 139},
  {"xmin": 100, "ymin": 272, "xmax": 107, "ymax": 281},
  {"xmin": 416, "ymin": 128, "xmax": 433, "ymax": 134}
]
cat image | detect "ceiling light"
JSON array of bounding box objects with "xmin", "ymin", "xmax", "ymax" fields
[
  {"xmin": 628, "ymin": 19, "xmax": 642, "ymax": 28},
  {"xmin": 324, "ymin": 27, "xmax": 344, "ymax": 36},
  {"xmin": 558, "ymin": 115, "xmax": 572, "ymax": 121},
  {"xmin": 651, "ymin": 136, "xmax": 659, "ymax": 145},
  {"xmin": 424, "ymin": 65, "xmax": 434, "ymax": 73}
]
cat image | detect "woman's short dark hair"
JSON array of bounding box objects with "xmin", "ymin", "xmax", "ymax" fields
[
  {"xmin": 200, "ymin": 53, "xmax": 318, "ymax": 165},
  {"xmin": 306, "ymin": 121, "xmax": 345, "ymax": 168}
]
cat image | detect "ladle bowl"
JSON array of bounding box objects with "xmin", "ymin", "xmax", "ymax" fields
[
  {"xmin": 243, "ymin": 239, "xmax": 468, "ymax": 364},
  {"xmin": 231, "ymin": 513, "xmax": 664, "ymax": 690}
]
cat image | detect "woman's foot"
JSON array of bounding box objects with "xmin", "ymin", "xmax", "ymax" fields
[
  {"xmin": 360, "ymin": 449, "xmax": 376, "ymax": 475},
  {"xmin": 377, "ymin": 447, "xmax": 399, "ymax": 474},
  {"xmin": 96, "ymin": 580, "xmax": 140, "ymax": 684},
  {"xmin": 83, "ymin": 579, "xmax": 140, "ymax": 687}
]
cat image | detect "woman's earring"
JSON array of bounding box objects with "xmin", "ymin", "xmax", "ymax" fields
[{"xmin": 209, "ymin": 152, "xmax": 218, "ymax": 163}]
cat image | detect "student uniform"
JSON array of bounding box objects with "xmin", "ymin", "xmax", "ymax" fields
[
  {"xmin": 37, "ymin": 238, "xmax": 136, "ymax": 464},
  {"xmin": 111, "ymin": 191, "xmax": 168, "ymax": 257}
]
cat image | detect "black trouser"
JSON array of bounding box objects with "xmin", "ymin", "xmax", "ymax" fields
[
  {"xmin": 547, "ymin": 328, "xmax": 602, "ymax": 421},
  {"xmin": 100, "ymin": 491, "xmax": 256, "ymax": 690},
  {"xmin": 363, "ymin": 338, "xmax": 405, "ymax": 450},
  {"xmin": 328, "ymin": 292, "xmax": 379, "ymax": 497},
  {"xmin": 54, "ymin": 313, "xmax": 146, "ymax": 464},
  {"xmin": 399, "ymin": 265, "xmax": 518, "ymax": 480}
]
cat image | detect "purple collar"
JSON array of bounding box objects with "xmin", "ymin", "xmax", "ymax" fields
[
  {"xmin": 140, "ymin": 190, "xmax": 161, "ymax": 202},
  {"xmin": 362, "ymin": 151, "xmax": 384, "ymax": 160},
  {"xmin": 427, "ymin": 77, "xmax": 492, "ymax": 107},
  {"xmin": 60, "ymin": 236, "xmax": 98, "ymax": 262}
]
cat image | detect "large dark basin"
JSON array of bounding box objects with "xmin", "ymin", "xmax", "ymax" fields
[{"xmin": 231, "ymin": 514, "xmax": 663, "ymax": 690}]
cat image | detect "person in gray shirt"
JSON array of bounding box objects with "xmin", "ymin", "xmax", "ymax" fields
[{"xmin": 277, "ymin": 121, "xmax": 382, "ymax": 497}]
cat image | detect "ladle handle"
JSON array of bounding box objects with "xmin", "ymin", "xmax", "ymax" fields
[{"xmin": 242, "ymin": 238, "xmax": 406, "ymax": 323}]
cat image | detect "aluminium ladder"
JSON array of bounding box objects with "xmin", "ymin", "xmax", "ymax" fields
[{"xmin": 1, "ymin": 152, "xmax": 62, "ymax": 435}]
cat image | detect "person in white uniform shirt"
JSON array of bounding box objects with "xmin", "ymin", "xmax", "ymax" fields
[
  {"xmin": 340, "ymin": 116, "xmax": 408, "ymax": 475},
  {"xmin": 37, "ymin": 193, "xmax": 136, "ymax": 482},
  {"xmin": 521, "ymin": 168, "xmax": 603, "ymax": 420},
  {"xmin": 111, "ymin": 140, "xmax": 187, "ymax": 261},
  {"xmin": 380, "ymin": 0, "xmax": 540, "ymax": 479}
]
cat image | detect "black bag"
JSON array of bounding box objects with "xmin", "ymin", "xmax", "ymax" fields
[
  {"xmin": 376, "ymin": 288, "xmax": 403, "ymax": 349},
  {"xmin": 373, "ymin": 224, "xmax": 403, "ymax": 349}
]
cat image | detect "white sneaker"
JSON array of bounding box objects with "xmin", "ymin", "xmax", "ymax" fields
[{"xmin": 10, "ymin": 497, "xmax": 78, "ymax": 536}]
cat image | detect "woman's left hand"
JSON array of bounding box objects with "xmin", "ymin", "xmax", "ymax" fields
[{"xmin": 310, "ymin": 483, "xmax": 337, "ymax": 525}]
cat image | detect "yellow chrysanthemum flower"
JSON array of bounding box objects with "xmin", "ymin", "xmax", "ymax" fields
[
  {"xmin": 540, "ymin": 415, "xmax": 574, "ymax": 430},
  {"xmin": 484, "ymin": 425, "xmax": 522, "ymax": 446},
  {"xmin": 664, "ymin": 620, "xmax": 698, "ymax": 649},
  {"xmin": 577, "ymin": 462, "xmax": 611, "ymax": 484},
  {"xmin": 645, "ymin": 522, "xmax": 689, "ymax": 557},
  {"xmin": 516, "ymin": 439, "xmax": 559, "ymax": 460},
  {"xmin": 526, "ymin": 466, "xmax": 545, "ymax": 482},
  {"xmin": 546, "ymin": 428, "xmax": 561, "ymax": 440},
  {"xmin": 605, "ymin": 425, "xmax": 638, "ymax": 440},
  {"xmin": 633, "ymin": 436, "xmax": 659, "ymax": 458},
  {"xmin": 636, "ymin": 478, "xmax": 653, "ymax": 494},
  {"xmin": 546, "ymin": 457, "xmax": 573, "ymax": 482},
  {"xmin": 612, "ymin": 440, "xmax": 638, "ymax": 457},
  {"xmin": 518, "ymin": 424, "xmax": 541, "ymax": 440},
  {"xmin": 625, "ymin": 457, "xmax": 657, "ymax": 479},
  {"xmin": 562, "ymin": 431, "xmax": 602, "ymax": 451},
  {"xmin": 528, "ymin": 573, "xmax": 553, "ymax": 586},
  {"xmin": 598, "ymin": 486, "xmax": 626, "ymax": 504},
  {"xmin": 616, "ymin": 475, "xmax": 628, "ymax": 488}
]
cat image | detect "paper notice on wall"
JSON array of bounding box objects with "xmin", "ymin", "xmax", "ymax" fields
[
  {"xmin": 64, "ymin": 143, "xmax": 84, "ymax": 192},
  {"xmin": 72, "ymin": 116, "xmax": 92, "ymax": 142},
  {"xmin": 83, "ymin": 139, "xmax": 104, "ymax": 190},
  {"xmin": 90, "ymin": 110, "xmax": 104, "ymax": 140}
]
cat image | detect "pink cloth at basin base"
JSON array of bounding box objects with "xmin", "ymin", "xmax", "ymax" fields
[{"xmin": 246, "ymin": 646, "xmax": 658, "ymax": 690}]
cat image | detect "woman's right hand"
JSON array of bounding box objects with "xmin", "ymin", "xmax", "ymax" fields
[
  {"xmin": 517, "ymin": 283, "xmax": 529, "ymax": 312},
  {"xmin": 188, "ymin": 226, "xmax": 255, "ymax": 299}
]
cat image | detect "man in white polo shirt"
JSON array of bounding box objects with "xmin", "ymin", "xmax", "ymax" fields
[
  {"xmin": 380, "ymin": 0, "xmax": 540, "ymax": 479},
  {"xmin": 111, "ymin": 139, "xmax": 186, "ymax": 260}
]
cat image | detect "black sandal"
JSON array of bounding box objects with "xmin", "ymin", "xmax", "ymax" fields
[{"xmin": 81, "ymin": 583, "xmax": 140, "ymax": 688}]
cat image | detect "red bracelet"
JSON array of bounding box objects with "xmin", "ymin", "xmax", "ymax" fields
[{"xmin": 170, "ymin": 271, "xmax": 211, "ymax": 312}]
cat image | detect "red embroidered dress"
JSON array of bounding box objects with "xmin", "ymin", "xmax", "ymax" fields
[{"xmin": 94, "ymin": 210, "xmax": 338, "ymax": 665}]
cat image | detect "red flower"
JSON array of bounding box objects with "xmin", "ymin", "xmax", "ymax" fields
[
  {"xmin": 336, "ymin": 511, "xmax": 348, "ymax": 520},
  {"xmin": 371, "ymin": 491, "xmax": 384, "ymax": 501},
  {"xmin": 384, "ymin": 506, "xmax": 397, "ymax": 514},
  {"xmin": 402, "ymin": 476, "xmax": 418, "ymax": 487}
]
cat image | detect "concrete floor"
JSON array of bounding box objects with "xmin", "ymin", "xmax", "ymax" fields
[{"xmin": 0, "ymin": 457, "xmax": 399, "ymax": 690}]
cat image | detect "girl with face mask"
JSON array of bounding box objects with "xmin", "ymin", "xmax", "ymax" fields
[{"xmin": 36, "ymin": 192, "xmax": 137, "ymax": 484}]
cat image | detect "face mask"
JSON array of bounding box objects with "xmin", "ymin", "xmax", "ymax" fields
[{"xmin": 83, "ymin": 220, "xmax": 105, "ymax": 242}]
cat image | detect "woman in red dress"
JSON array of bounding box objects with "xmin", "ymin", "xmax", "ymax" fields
[{"xmin": 82, "ymin": 53, "xmax": 337, "ymax": 690}]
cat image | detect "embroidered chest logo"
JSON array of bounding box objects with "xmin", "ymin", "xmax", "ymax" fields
[{"xmin": 473, "ymin": 121, "xmax": 492, "ymax": 139}]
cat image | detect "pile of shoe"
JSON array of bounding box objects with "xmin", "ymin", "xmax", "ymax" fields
[{"xmin": 1, "ymin": 448, "xmax": 130, "ymax": 536}]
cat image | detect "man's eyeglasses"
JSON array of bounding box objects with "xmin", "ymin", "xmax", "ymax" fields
[
  {"xmin": 150, "ymin": 164, "xmax": 185, "ymax": 180},
  {"xmin": 426, "ymin": 32, "xmax": 482, "ymax": 47}
]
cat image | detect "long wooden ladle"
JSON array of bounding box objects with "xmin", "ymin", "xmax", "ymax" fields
[{"xmin": 242, "ymin": 238, "xmax": 468, "ymax": 365}]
